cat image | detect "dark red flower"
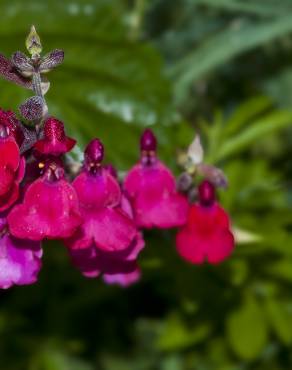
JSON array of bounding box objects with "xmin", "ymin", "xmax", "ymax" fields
[
  {"xmin": 34, "ymin": 117, "xmax": 76, "ymax": 156},
  {"xmin": 176, "ymin": 180, "xmax": 235, "ymax": 264},
  {"xmin": 7, "ymin": 159, "xmax": 81, "ymax": 240},
  {"xmin": 124, "ymin": 129, "xmax": 188, "ymax": 229}
]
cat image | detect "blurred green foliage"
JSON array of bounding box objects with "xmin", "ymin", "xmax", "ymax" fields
[{"xmin": 1, "ymin": 0, "xmax": 292, "ymax": 369}]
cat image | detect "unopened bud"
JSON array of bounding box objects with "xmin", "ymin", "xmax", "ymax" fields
[{"xmin": 26, "ymin": 25, "xmax": 42, "ymax": 56}]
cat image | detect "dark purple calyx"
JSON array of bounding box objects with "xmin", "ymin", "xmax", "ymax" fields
[
  {"xmin": 198, "ymin": 180, "xmax": 216, "ymax": 207},
  {"xmin": 84, "ymin": 138, "xmax": 104, "ymax": 174},
  {"xmin": 140, "ymin": 129, "xmax": 157, "ymax": 166},
  {"xmin": 34, "ymin": 117, "xmax": 76, "ymax": 155}
]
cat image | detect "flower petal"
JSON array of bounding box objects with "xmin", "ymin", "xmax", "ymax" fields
[
  {"xmin": 8, "ymin": 178, "xmax": 81, "ymax": 240},
  {"xmin": 103, "ymin": 267, "xmax": 141, "ymax": 287},
  {"xmin": 0, "ymin": 234, "xmax": 42, "ymax": 289}
]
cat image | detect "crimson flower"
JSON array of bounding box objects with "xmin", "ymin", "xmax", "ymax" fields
[
  {"xmin": 176, "ymin": 180, "xmax": 235, "ymax": 264},
  {"xmin": 0, "ymin": 109, "xmax": 25, "ymax": 211}
]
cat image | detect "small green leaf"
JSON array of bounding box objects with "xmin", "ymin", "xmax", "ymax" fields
[
  {"xmin": 156, "ymin": 314, "xmax": 210, "ymax": 351},
  {"xmin": 226, "ymin": 294, "xmax": 268, "ymax": 359}
]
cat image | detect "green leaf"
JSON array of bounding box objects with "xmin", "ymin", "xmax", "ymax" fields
[
  {"xmin": 192, "ymin": 0, "xmax": 292, "ymax": 17},
  {"xmin": 215, "ymin": 110, "xmax": 292, "ymax": 161},
  {"xmin": 224, "ymin": 96, "xmax": 273, "ymax": 136},
  {"xmin": 265, "ymin": 299, "xmax": 292, "ymax": 345},
  {"xmin": 226, "ymin": 294, "xmax": 268, "ymax": 359},
  {"xmin": 156, "ymin": 314, "xmax": 210, "ymax": 351},
  {"xmin": 30, "ymin": 347, "xmax": 93, "ymax": 370},
  {"xmin": 266, "ymin": 259, "xmax": 292, "ymax": 282},
  {"xmin": 0, "ymin": 0, "xmax": 183, "ymax": 169},
  {"xmin": 169, "ymin": 16, "xmax": 292, "ymax": 105}
]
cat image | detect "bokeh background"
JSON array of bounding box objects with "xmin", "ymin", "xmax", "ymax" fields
[{"xmin": 1, "ymin": 0, "xmax": 292, "ymax": 369}]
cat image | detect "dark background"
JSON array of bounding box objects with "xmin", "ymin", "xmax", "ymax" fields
[{"xmin": 1, "ymin": 0, "xmax": 292, "ymax": 369}]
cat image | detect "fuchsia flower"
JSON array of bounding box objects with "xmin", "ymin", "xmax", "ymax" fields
[
  {"xmin": 0, "ymin": 109, "xmax": 25, "ymax": 211},
  {"xmin": 66, "ymin": 139, "xmax": 138, "ymax": 251},
  {"xmin": 124, "ymin": 129, "xmax": 188, "ymax": 229},
  {"xmin": 69, "ymin": 233, "xmax": 143, "ymax": 287},
  {"xmin": 66, "ymin": 139, "xmax": 144, "ymax": 286},
  {"xmin": 176, "ymin": 180, "xmax": 235, "ymax": 264},
  {"xmin": 34, "ymin": 117, "xmax": 76, "ymax": 156},
  {"xmin": 0, "ymin": 214, "xmax": 42, "ymax": 289},
  {"xmin": 7, "ymin": 159, "xmax": 81, "ymax": 241},
  {"xmin": 103, "ymin": 269, "xmax": 141, "ymax": 287}
]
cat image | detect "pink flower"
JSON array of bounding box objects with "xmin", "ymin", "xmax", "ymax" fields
[
  {"xmin": 66, "ymin": 140, "xmax": 144, "ymax": 286},
  {"xmin": 124, "ymin": 129, "xmax": 188, "ymax": 229},
  {"xmin": 0, "ymin": 215, "xmax": 42, "ymax": 289},
  {"xmin": 69, "ymin": 234, "xmax": 144, "ymax": 286},
  {"xmin": 65, "ymin": 139, "xmax": 139, "ymax": 252},
  {"xmin": 34, "ymin": 117, "xmax": 76, "ymax": 156},
  {"xmin": 0, "ymin": 110, "xmax": 25, "ymax": 212},
  {"xmin": 0, "ymin": 234, "xmax": 42, "ymax": 289},
  {"xmin": 176, "ymin": 180, "xmax": 235, "ymax": 264},
  {"xmin": 103, "ymin": 268, "xmax": 141, "ymax": 287},
  {"xmin": 7, "ymin": 159, "xmax": 81, "ymax": 241},
  {"xmin": 69, "ymin": 211, "xmax": 144, "ymax": 287}
]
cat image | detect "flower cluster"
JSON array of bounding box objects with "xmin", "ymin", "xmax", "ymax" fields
[{"xmin": 0, "ymin": 27, "xmax": 235, "ymax": 289}]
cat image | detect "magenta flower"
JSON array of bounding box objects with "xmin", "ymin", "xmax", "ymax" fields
[
  {"xmin": 68, "ymin": 194, "xmax": 144, "ymax": 286},
  {"xmin": 7, "ymin": 160, "xmax": 81, "ymax": 241},
  {"xmin": 0, "ymin": 214, "xmax": 42, "ymax": 289},
  {"xmin": 103, "ymin": 267, "xmax": 141, "ymax": 287},
  {"xmin": 176, "ymin": 180, "xmax": 235, "ymax": 264},
  {"xmin": 66, "ymin": 140, "xmax": 144, "ymax": 286},
  {"xmin": 0, "ymin": 110, "xmax": 25, "ymax": 212},
  {"xmin": 0, "ymin": 234, "xmax": 42, "ymax": 289},
  {"xmin": 34, "ymin": 117, "xmax": 76, "ymax": 156},
  {"xmin": 65, "ymin": 139, "xmax": 139, "ymax": 252},
  {"xmin": 124, "ymin": 129, "xmax": 188, "ymax": 229},
  {"xmin": 69, "ymin": 233, "xmax": 144, "ymax": 283}
]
